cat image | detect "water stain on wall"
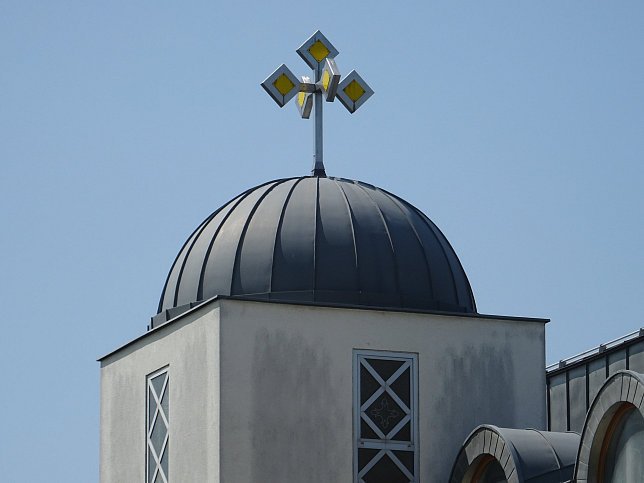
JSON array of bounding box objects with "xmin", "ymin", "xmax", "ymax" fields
[{"xmin": 250, "ymin": 328, "xmax": 345, "ymax": 482}]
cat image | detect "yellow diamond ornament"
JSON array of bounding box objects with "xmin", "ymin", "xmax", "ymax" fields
[
  {"xmin": 344, "ymin": 80, "xmax": 365, "ymax": 102},
  {"xmin": 262, "ymin": 64, "xmax": 300, "ymax": 107},
  {"xmin": 297, "ymin": 31, "xmax": 339, "ymax": 69},
  {"xmin": 273, "ymin": 74, "xmax": 295, "ymax": 96},
  {"xmin": 308, "ymin": 40, "xmax": 330, "ymax": 63},
  {"xmin": 336, "ymin": 70, "xmax": 373, "ymax": 113},
  {"xmin": 322, "ymin": 70, "xmax": 330, "ymax": 91}
]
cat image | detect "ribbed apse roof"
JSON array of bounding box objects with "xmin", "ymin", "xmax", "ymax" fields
[{"xmin": 154, "ymin": 176, "xmax": 475, "ymax": 326}]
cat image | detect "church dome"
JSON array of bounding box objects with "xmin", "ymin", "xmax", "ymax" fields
[{"xmin": 154, "ymin": 176, "xmax": 475, "ymax": 325}]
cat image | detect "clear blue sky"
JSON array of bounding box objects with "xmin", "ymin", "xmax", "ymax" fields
[{"xmin": 1, "ymin": 1, "xmax": 642, "ymax": 480}]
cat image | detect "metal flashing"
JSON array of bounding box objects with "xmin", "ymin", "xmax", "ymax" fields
[
  {"xmin": 101, "ymin": 295, "xmax": 547, "ymax": 363},
  {"xmin": 99, "ymin": 296, "xmax": 222, "ymax": 362},
  {"xmin": 547, "ymin": 329, "xmax": 644, "ymax": 375}
]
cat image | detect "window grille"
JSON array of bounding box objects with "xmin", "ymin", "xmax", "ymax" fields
[
  {"xmin": 147, "ymin": 367, "xmax": 169, "ymax": 483},
  {"xmin": 354, "ymin": 350, "xmax": 418, "ymax": 483}
]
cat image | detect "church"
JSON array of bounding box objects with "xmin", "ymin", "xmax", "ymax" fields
[{"xmin": 98, "ymin": 32, "xmax": 644, "ymax": 483}]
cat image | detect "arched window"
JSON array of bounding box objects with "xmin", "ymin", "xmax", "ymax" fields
[
  {"xmin": 574, "ymin": 370, "xmax": 644, "ymax": 483},
  {"xmin": 473, "ymin": 458, "xmax": 508, "ymax": 483},
  {"xmin": 601, "ymin": 405, "xmax": 644, "ymax": 482}
]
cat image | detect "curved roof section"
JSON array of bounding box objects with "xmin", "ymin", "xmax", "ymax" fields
[
  {"xmin": 450, "ymin": 424, "xmax": 580, "ymax": 483},
  {"xmin": 154, "ymin": 176, "xmax": 475, "ymax": 325}
]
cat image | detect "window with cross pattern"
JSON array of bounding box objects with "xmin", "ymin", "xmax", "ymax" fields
[
  {"xmin": 147, "ymin": 367, "xmax": 169, "ymax": 483},
  {"xmin": 354, "ymin": 350, "xmax": 418, "ymax": 483}
]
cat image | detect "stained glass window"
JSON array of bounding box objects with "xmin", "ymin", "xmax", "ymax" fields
[
  {"xmin": 147, "ymin": 368, "xmax": 169, "ymax": 483},
  {"xmin": 354, "ymin": 351, "xmax": 417, "ymax": 482}
]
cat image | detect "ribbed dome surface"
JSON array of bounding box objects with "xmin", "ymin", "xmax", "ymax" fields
[{"xmin": 155, "ymin": 176, "xmax": 475, "ymax": 324}]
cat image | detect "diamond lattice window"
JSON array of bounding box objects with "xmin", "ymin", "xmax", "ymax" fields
[
  {"xmin": 354, "ymin": 351, "xmax": 418, "ymax": 483},
  {"xmin": 147, "ymin": 368, "xmax": 169, "ymax": 483}
]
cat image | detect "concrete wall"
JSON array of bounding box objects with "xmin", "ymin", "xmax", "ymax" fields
[
  {"xmin": 218, "ymin": 299, "xmax": 546, "ymax": 483},
  {"xmin": 99, "ymin": 299, "xmax": 545, "ymax": 483},
  {"xmin": 99, "ymin": 305, "xmax": 221, "ymax": 483}
]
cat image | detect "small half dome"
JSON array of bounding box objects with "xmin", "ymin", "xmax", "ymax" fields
[{"xmin": 154, "ymin": 176, "xmax": 475, "ymax": 325}]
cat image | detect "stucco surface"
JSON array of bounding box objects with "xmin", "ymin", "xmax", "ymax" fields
[
  {"xmin": 99, "ymin": 306, "xmax": 221, "ymax": 483},
  {"xmin": 218, "ymin": 300, "xmax": 546, "ymax": 483}
]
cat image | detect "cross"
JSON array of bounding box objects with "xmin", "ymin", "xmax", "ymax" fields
[{"xmin": 261, "ymin": 31, "xmax": 374, "ymax": 177}]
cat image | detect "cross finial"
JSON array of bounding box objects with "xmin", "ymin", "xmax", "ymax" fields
[{"xmin": 261, "ymin": 31, "xmax": 374, "ymax": 177}]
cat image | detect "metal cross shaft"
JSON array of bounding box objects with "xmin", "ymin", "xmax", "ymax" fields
[{"xmin": 312, "ymin": 63, "xmax": 325, "ymax": 177}]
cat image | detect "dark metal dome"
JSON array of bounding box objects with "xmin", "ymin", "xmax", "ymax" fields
[{"xmin": 153, "ymin": 176, "xmax": 475, "ymax": 326}]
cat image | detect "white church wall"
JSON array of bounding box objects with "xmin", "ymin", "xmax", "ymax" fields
[
  {"xmin": 99, "ymin": 297, "xmax": 545, "ymax": 483},
  {"xmin": 99, "ymin": 305, "xmax": 221, "ymax": 483},
  {"xmin": 217, "ymin": 298, "xmax": 546, "ymax": 483}
]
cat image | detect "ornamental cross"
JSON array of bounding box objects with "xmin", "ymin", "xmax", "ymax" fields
[{"xmin": 261, "ymin": 31, "xmax": 374, "ymax": 177}]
